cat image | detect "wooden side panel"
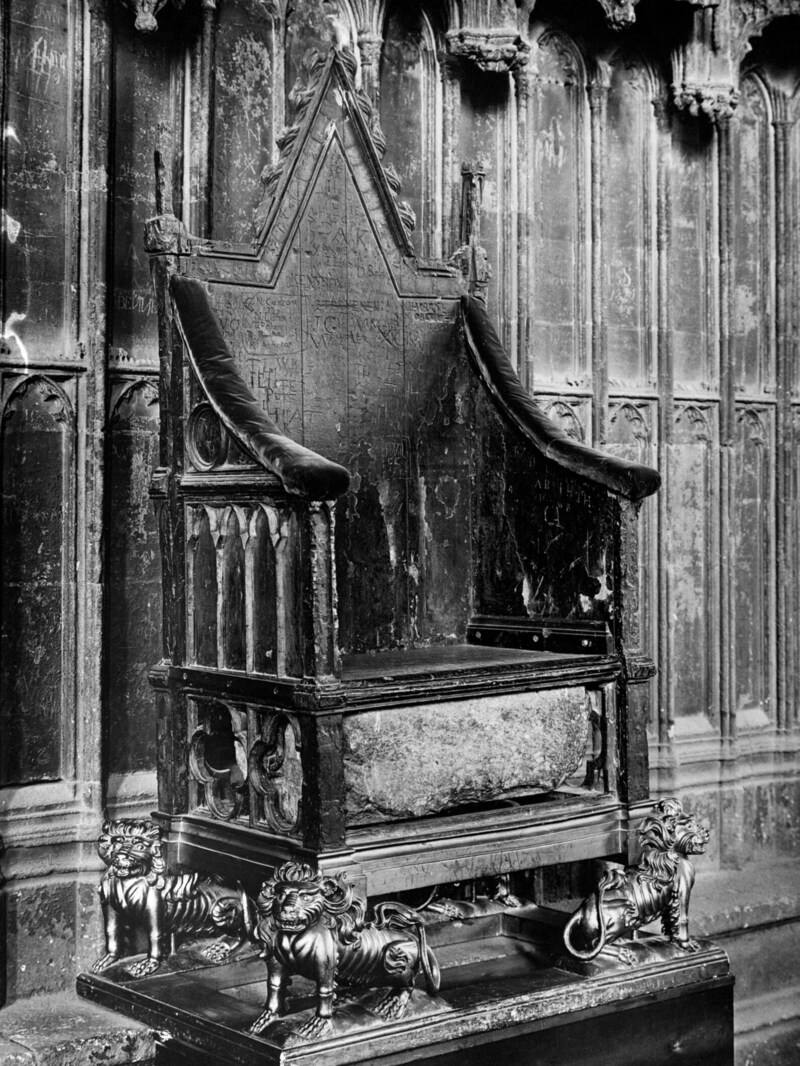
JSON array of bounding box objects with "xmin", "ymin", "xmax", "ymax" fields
[{"xmin": 473, "ymin": 395, "xmax": 617, "ymax": 625}]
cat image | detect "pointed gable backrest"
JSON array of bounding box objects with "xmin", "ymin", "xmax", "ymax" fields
[{"xmin": 179, "ymin": 48, "xmax": 469, "ymax": 653}]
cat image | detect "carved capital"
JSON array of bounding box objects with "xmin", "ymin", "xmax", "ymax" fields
[
  {"xmin": 670, "ymin": 3, "xmax": 738, "ymax": 123},
  {"xmin": 597, "ymin": 0, "xmax": 642, "ymax": 29},
  {"xmin": 588, "ymin": 81, "xmax": 610, "ymax": 111},
  {"xmin": 357, "ymin": 30, "xmax": 382, "ymax": 71},
  {"xmin": 673, "ymin": 83, "xmax": 739, "ymax": 122},
  {"xmin": 446, "ymin": 29, "xmax": 530, "ymax": 74},
  {"xmin": 594, "ymin": 0, "xmax": 718, "ymax": 31}
]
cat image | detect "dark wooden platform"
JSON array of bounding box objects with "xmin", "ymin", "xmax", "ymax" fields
[{"xmin": 78, "ymin": 909, "xmax": 733, "ymax": 1066}]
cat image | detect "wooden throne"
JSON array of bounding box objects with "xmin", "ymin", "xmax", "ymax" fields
[
  {"xmin": 78, "ymin": 46, "xmax": 733, "ymax": 1066},
  {"xmin": 142, "ymin": 46, "xmax": 661, "ymax": 894}
]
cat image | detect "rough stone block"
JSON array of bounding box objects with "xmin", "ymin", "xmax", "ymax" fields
[{"xmin": 343, "ymin": 687, "xmax": 589, "ymax": 822}]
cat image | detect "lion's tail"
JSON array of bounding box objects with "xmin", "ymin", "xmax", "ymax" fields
[
  {"xmin": 240, "ymin": 884, "xmax": 256, "ymax": 941},
  {"xmin": 562, "ymin": 888, "xmax": 607, "ymax": 961},
  {"xmin": 417, "ymin": 921, "xmax": 441, "ymax": 995},
  {"xmin": 373, "ymin": 902, "xmax": 441, "ymax": 995}
]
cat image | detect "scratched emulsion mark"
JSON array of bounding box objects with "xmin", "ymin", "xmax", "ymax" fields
[
  {"xmin": 2, "ymin": 124, "xmax": 25, "ymax": 363},
  {"xmin": 5, "ymin": 3, "xmax": 71, "ymax": 354},
  {"xmin": 1, "ymin": 313, "xmax": 29, "ymax": 366}
]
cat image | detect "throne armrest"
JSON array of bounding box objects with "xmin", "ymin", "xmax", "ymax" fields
[
  {"xmin": 461, "ymin": 296, "xmax": 660, "ymax": 502},
  {"xmin": 170, "ymin": 275, "xmax": 351, "ymax": 499}
]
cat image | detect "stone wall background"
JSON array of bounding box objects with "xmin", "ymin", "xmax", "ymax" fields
[{"xmin": 1, "ymin": 0, "xmax": 799, "ymax": 1053}]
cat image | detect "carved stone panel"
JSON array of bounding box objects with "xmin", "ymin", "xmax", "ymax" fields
[
  {"xmin": 669, "ymin": 114, "xmax": 715, "ymax": 391},
  {"xmin": 110, "ymin": 9, "xmax": 182, "ymax": 367},
  {"xmin": 732, "ymin": 75, "xmax": 775, "ymax": 396},
  {"xmin": 1, "ymin": 377, "xmax": 74, "ymax": 784},
  {"xmin": 211, "ymin": 0, "xmax": 276, "ymax": 243},
  {"xmin": 342, "ymin": 687, "xmax": 592, "ymax": 824},
  {"xmin": 380, "ymin": 4, "xmax": 439, "ymax": 257},
  {"xmin": 733, "ymin": 405, "xmax": 775, "ymax": 721},
  {"xmin": 667, "ymin": 403, "xmax": 719, "ymax": 725},
  {"xmin": 529, "ymin": 28, "xmax": 589, "ymax": 390},
  {"xmin": 107, "ymin": 382, "xmax": 161, "ymax": 775},
  {"xmin": 605, "ymin": 58, "xmax": 656, "ymax": 389}
]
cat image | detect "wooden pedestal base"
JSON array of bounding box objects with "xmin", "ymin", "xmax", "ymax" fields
[{"xmin": 77, "ymin": 909, "xmax": 733, "ymax": 1066}]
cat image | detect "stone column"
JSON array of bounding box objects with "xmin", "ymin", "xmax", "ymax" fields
[
  {"xmin": 439, "ymin": 51, "xmax": 461, "ymax": 258},
  {"xmin": 514, "ymin": 61, "xmax": 531, "ymax": 389},
  {"xmin": 358, "ymin": 30, "xmax": 382, "ymax": 105},
  {"xmin": 773, "ymin": 105, "xmax": 793, "ymax": 734},
  {"xmin": 588, "ymin": 74, "xmax": 609, "ymax": 445}
]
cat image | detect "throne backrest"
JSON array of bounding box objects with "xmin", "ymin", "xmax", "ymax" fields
[
  {"xmin": 174, "ymin": 48, "xmax": 471, "ymax": 654},
  {"xmin": 155, "ymin": 47, "xmax": 659, "ymax": 670}
]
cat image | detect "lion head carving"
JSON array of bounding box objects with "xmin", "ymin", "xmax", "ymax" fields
[
  {"xmin": 98, "ymin": 819, "xmax": 166, "ymax": 887},
  {"xmin": 256, "ymin": 862, "xmax": 365, "ymax": 946},
  {"xmin": 637, "ymin": 798, "xmax": 710, "ymax": 885}
]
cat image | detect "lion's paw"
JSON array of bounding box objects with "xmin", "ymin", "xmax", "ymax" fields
[
  {"xmin": 91, "ymin": 952, "xmax": 120, "ymax": 974},
  {"xmin": 372, "ymin": 988, "xmax": 412, "ymax": 1021},
  {"xmin": 202, "ymin": 941, "xmax": 233, "ymax": 963},
  {"xmin": 249, "ymin": 1009, "xmax": 278, "ymax": 1035},
  {"xmin": 127, "ymin": 957, "xmax": 161, "ymax": 978},
  {"xmin": 293, "ymin": 1015, "xmax": 334, "ymax": 1041}
]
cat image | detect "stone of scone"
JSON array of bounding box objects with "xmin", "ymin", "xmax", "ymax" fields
[{"xmin": 342, "ymin": 687, "xmax": 590, "ymax": 823}]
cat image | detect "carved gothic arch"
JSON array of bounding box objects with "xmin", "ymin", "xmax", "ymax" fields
[
  {"xmin": 109, "ymin": 378, "xmax": 159, "ymax": 426},
  {"xmin": 605, "ymin": 44, "xmax": 660, "ymax": 104},
  {"xmin": 529, "ymin": 21, "xmax": 589, "ymax": 87},
  {"xmin": 739, "ymin": 3, "xmax": 800, "ymax": 63},
  {"xmin": 1, "ymin": 373, "xmax": 75, "ymax": 427}
]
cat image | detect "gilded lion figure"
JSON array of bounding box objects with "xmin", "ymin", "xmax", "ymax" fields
[
  {"xmin": 563, "ymin": 797, "xmax": 710, "ymax": 962},
  {"xmin": 91, "ymin": 819, "xmax": 255, "ymax": 978},
  {"xmin": 250, "ymin": 862, "xmax": 440, "ymax": 1040}
]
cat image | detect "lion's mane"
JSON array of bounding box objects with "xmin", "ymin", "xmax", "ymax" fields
[
  {"xmin": 98, "ymin": 819, "xmax": 166, "ymax": 888},
  {"xmin": 636, "ymin": 798, "xmax": 708, "ymax": 887},
  {"xmin": 257, "ymin": 862, "xmax": 366, "ymax": 947}
]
